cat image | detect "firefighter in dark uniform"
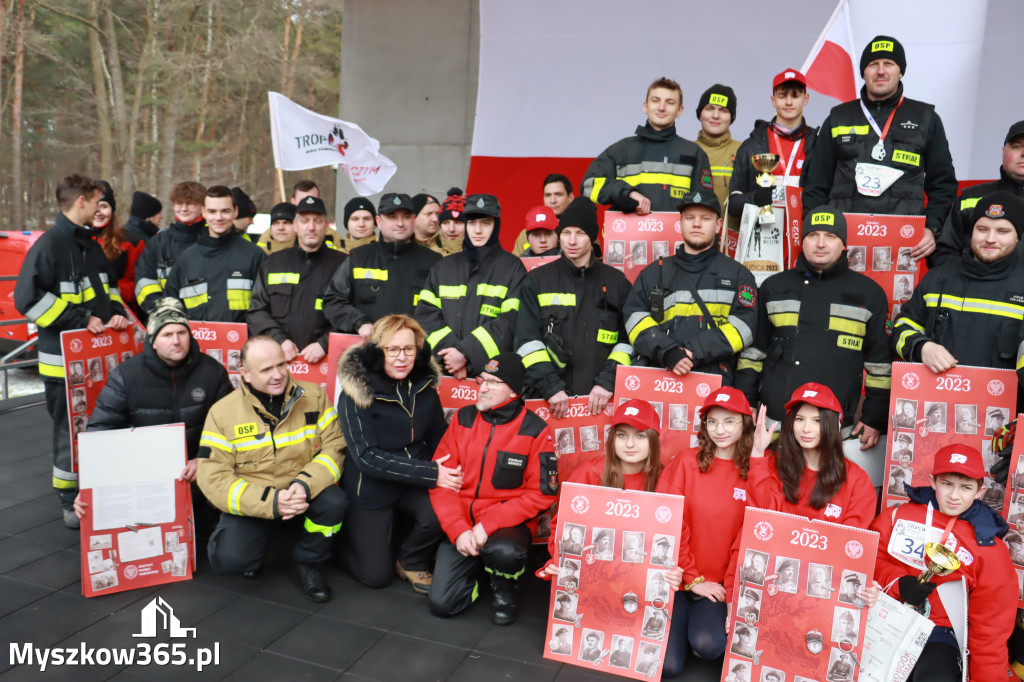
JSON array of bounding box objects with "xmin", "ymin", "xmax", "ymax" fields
[
  {"xmin": 428, "ymin": 354, "xmax": 557, "ymax": 624},
  {"xmin": 736, "ymin": 206, "xmax": 891, "ymax": 447},
  {"xmin": 339, "ymin": 197, "xmax": 379, "ymax": 254},
  {"xmin": 248, "ymin": 195, "xmax": 347, "ymax": 363},
  {"xmin": 121, "ymin": 191, "xmax": 163, "ymax": 246},
  {"xmin": 802, "ymin": 36, "xmax": 958, "ymax": 265},
  {"xmin": 163, "ymin": 185, "xmax": 266, "ymax": 323},
  {"xmin": 934, "ymin": 120, "xmax": 1024, "ymax": 267},
  {"xmin": 894, "ymin": 193, "xmax": 1024, "ymax": 401},
  {"xmin": 624, "ymin": 191, "xmax": 757, "ymax": 383},
  {"xmin": 323, "ymin": 193, "xmax": 441, "ymax": 340},
  {"xmin": 134, "ymin": 181, "xmax": 207, "ymax": 316},
  {"xmin": 415, "ymin": 194, "xmax": 526, "ymax": 380},
  {"xmin": 14, "ymin": 174, "xmax": 130, "ymax": 527},
  {"xmin": 514, "ymin": 197, "xmax": 633, "ymax": 419},
  {"xmin": 581, "ymin": 77, "xmax": 714, "ymax": 214}
]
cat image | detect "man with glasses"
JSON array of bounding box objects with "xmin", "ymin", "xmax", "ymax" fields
[
  {"xmin": 428, "ymin": 353, "xmax": 558, "ymax": 625},
  {"xmin": 736, "ymin": 207, "xmax": 891, "ymax": 447},
  {"xmin": 324, "ymin": 193, "xmax": 441, "ymax": 340},
  {"xmin": 623, "ymin": 191, "xmax": 757, "ymax": 383}
]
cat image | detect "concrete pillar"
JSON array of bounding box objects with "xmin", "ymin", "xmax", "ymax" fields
[{"xmin": 335, "ymin": 0, "xmax": 479, "ymax": 229}]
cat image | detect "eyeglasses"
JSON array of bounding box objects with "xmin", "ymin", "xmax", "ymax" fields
[
  {"xmin": 475, "ymin": 376, "xmax": 505, "ymax": 389},
  {"xmin": 705, "ymin": 417, "xmax": 741, "ymax": 432},
  {"xmin": 383, "ymin": 345, "xmax": 417, "ymax": 358}
]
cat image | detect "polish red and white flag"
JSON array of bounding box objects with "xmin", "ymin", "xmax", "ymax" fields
[{"xmin": 801, "ymin": 0, "xmax": 859, "ymax": 103}]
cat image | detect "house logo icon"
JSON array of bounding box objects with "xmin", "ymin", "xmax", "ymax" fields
[{"xmin": 133, "ymin": 597, "xmax": 196, "ymax": 638}]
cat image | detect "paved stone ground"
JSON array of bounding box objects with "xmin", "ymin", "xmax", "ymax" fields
[{"xmin": 0, "ymin": 393, "xmax": 723, "ymax": 681}]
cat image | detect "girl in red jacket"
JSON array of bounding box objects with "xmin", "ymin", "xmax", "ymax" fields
[
  {"xmin": 540, "ymin": 398, "xmax": 710, "ymax": 678},
  {"xmin": 655, "ymin": 386, "xmax": 755, "ymax": 678},
  {"xmin": 541, "ymin": 398, "xmax": 668, "ymax": 577},
  {"xmin": 747, "ymin": 382, "xmax": 876, "ymax": 528}
]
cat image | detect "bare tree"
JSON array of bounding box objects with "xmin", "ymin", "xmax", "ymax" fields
[{"xmin": 11, "ymin": 0, "xmax": 27, "ymax": 229}]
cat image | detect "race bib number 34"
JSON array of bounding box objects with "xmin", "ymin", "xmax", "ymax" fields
[{"xmin": 887, "ymin": 519, "xmax": 957, "ymax": 570}]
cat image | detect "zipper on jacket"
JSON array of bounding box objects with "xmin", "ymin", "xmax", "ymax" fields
[
  {"xmin": 469, "ymin": 421, "xmax": 497, "ymax": 525},
  {"xmin": 171, "ymin": 371, "xmax": 180, "ymax": 424}
]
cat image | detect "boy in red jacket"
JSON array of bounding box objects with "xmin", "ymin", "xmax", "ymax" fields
[
  {"xmin": 870, "ymin": 443, "xmax": 1016, "ymax": 681},
  {"xmin": 428, "ymin": 353, "xmax": 557, "ymax": 624}
]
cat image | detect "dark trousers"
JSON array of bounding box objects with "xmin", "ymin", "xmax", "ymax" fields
[
  {"xmin": 44, "ymin": 380, "xmax": 76, "ymax": 507},
  {"xmin": 910, "ymin": 631, "xmax": 962, "ymax": 682},
  {"xmin": 662, "ymin": 593, "xmax": 728, "ymax": 678},
  {"xmin": 429, "ymin": 524, "xmax": 531, "ymax": 618},
  {"xmin": 207, "ymin": 485, "xmax": 347, "ymax": 574},
  {"xmin": 190, "ymin": 481, "xmax": 220, "ymax": 542},
  {"xmin": 339, "ymin": 487, "xmax": 442, "ymax": 588}
]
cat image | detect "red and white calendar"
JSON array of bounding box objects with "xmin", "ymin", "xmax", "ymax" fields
[
  {"xmin": 602, "ymin": 212, "xmax": 681, "ymax": 284},
  {"xmin": 843, "ymin": 214, "xmax": 926, "ymax": 320},
  {"xmin": 722, "ymin": 507, "xmax": 879, "ymax": 682},
  {"xmin": 883, "ymin": 362, "xmax": 1017, "ymax": 511},
  {"xmin": 998, "ymin": 413, "xmax": 1024, "ymax": 608},
  {"xmin": 61, "ymin": 327, "xmax": 144, "ymax": 470},
  {"xmin": 544, "ymin": 482, "xmax": 686, "ymax": 681},
  {"xmin": 189, "ymin": 322, "xmax": 358, "ymax": 403}
]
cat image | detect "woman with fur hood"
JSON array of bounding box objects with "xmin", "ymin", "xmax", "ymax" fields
[{"xmin": 336, "ymin": 314, "xmax": 463, "ymax": 594}]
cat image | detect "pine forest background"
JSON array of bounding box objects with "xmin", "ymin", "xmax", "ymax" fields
[{"xmin": 0, "ymin": 0, "xmax": 343, "ymax": 230}]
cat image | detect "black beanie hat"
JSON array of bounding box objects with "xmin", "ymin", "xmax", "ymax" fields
[
  {"xmin": 343, "ymin": 197, "xmax": 376, "ymax": 227},
  {"xmin": 972, "ymin": 191, "xmax": 1024, "ymax": 238},
  {"xmin": 411, "ymin": 193, "xmax": 439, "ymax": 216},
  {"xmin": 481, "ymin": 353, "xmax": 525, "ymax": 395},
  {"xmin": 696, "ymin": 84, "xmax": 737, "ymax": 122},
  {"xmin": 802, "ymin": 206, "xmax": 848, "ymax": 244},
  {"xmin": 860, "ymin": 36, "xmax": 906, "ymax": 75},
  {"xmin": 130, "ymin": 191, "xmax": 162, "ymax": 220},
  {"xmin": 231, "ymin": 187, "xmax": 257, "ymax": 220},
  {"xmin": 98, "ymin": 180, "xmax": 116, "ymax": 214},
  {"xmin": 557, "ymin": 196, "xmax": 600, "ymax": 243}
]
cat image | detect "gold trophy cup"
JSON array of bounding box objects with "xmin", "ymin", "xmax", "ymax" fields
[
  {"xmin": 751, "ymin": 153, "xmax": 781, "ymax": 225},
  {"xmin": 918, "ymin": 542, "xmax": 961, "ymax": 583}
]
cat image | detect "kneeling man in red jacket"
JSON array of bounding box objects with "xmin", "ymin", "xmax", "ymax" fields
[{"xmin": 428, "ymin": 353, "xmax": 558, "ymax": 624}]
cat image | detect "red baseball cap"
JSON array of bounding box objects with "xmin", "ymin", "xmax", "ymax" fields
[
  {"xmin": 701, "ymin": 386, "xmax": 752, "ymax": 417},
  {"xmin": 612, "ymin": 399, "xmax": 661, "ymax": 433},
  {"xmin": 772, "ymin": 68, "xmax": 807, "ymax": 91},
  {"xmin": 784, "ymin": 382, "xmax": 843, "ymax": 420},
  {"xmin": 525, "ymin": 205, "xmax": 557, "ymax": 232},
  {"xmin": 932, "ymin": 444, "xmax": 986, "ymax": 480}
]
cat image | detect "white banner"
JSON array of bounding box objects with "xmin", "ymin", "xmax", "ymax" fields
[{"xmin": 268, "ymin": 91, "xmax": 396, "ymax": 196}]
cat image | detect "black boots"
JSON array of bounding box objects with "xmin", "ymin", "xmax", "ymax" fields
[
  {"xmin": 490, "ymin": 575, "xmax": 518, "ymax": 625},
  {"xmin": 291, "ymin": 561, "xmax": 331, "ymax": 603}
]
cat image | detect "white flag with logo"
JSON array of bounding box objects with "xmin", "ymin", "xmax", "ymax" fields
[{"xmin": 267, "ymin": 91, "xmax": 396, "ymax": 196}]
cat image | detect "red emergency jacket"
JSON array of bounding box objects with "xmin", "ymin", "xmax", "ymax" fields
[
  {"xmin": 429, "ymin": 397, "xmax": 558, "ymax": 542},
  {"xmin": 870, "ymin": 486, "xmax": 1016, "ymax": 682}
]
